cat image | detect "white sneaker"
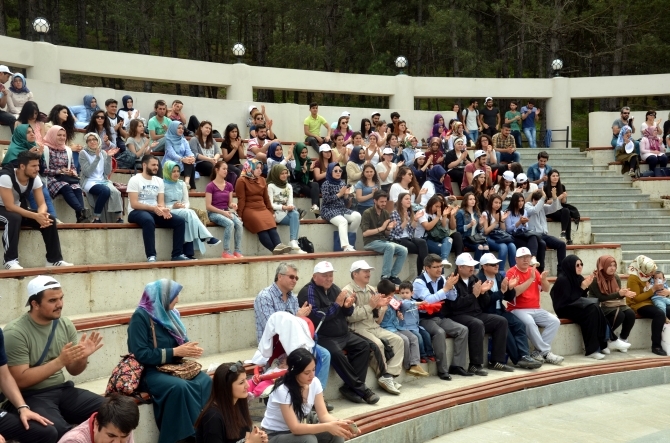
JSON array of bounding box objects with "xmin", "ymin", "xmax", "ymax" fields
[
  {"xmin": 601, "ymin": 348, "xmax": 611, "ymax": 355},
  {"xmin": 441, "ymin": 260, "xmax": 452, "ymax": 269},
  {"xmin": 543, "ymin": 351, "xmax": 564, "ymax": 365},
  {"xmin": 343, "ymin": 245, "xmax": 356, "ymax": 252},
  {"xmin": 377, "ymin": 376, "xmax": 400, "ymax": 395},
  {"xmin": 289, "ymin": 240, "xmax": 301, "ymax": 250},
  {"xmin": 3, "ymin": 260, "xmax": 23, "ymax": 270},
  {"xmin": 46, "ymin": 260, "xmax": 73, "ymax": 267},
  {"xmin": 608, "ymin": 339, "xmax": 632, "ymax": 351},
  {"xmin": 586, "ymin": 351, "xmax": 606, "ymax": 360},
  {"xmin": 530, "ymin": 256, "xmax": 539, "ymax": 267}
]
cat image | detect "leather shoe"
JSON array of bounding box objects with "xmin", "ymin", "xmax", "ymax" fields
[
  {"xmin": 438, "ymin": 372, "xmax": 452, "ymax": 381},
  {"xmin": 448, "ymin": 365, "xmax": 474, "ymax": 377},
  {"xmin": 339, "ymin": 386, "xmax": 364, "ymax": 404}
]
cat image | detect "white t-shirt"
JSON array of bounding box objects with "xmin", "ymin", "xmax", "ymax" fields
[
  {"xmin": 388, "ymin": 183, "xmax": 416, "ymax": 204},
  {"xmin": 127, "ymin": 174, "xmax": 164, "ymax": 213},
  {"xmin": 261, "ymin": 378, "xmax": 323, "ymax": 432},
  {"xmin": 537, "ymin": 167, "xmax": 546, "ymax": 189},
  {"xmin": 462, "ymin": 108, "xmax": 479, "ymax": 131},
  {"xmin": 376, "ymin": 162, "xmax": 398, "ymax": 185},
  {"xmin": 0, "ymin": 170, "xmax": 42, "ymax": 207},
  {"xmin": 419, "ymin": 182, "xmax": 435, "ymax": 207}
]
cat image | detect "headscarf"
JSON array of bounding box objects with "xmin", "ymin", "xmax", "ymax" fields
[
  {"xmin": 643, "ymin": 126, "xmax": 661, "ymax": 152},
  {"xmin": 550, "ymin": 255, "xmax": 585, "ymax": 307},
  {"xmin": 348, "ymin": 146, "xmax": 365, "ymax": 165},
  {"xmin": 559, "ymin": 255, "xmax": 584, "ymax": 294},
  {"xmin": 7, "ymin": 124, "xmax": 36, "ymax": 153},
  {"xmin": 433, "ymin": 114, "xmax": 443, "ymax": 126},
  {"xmin": 165, "ymin": 121, "xmax": 190, "ymax": 157},
  {"xmin": 431, "ymin": 123, "xmax": 443, "ymax": 138},
  {"xmin": 293, "ymin": 143, "xmax": 312, "ymax": 184},
  {"xmin": 9, "ymin": 73, "xmax": 29, "ymax": 94},
  {"xmin": 83, "ymin": 95, "xmax": 99, "ymax": 121},
  {"xmin": 628, "ymin": 255, "xmax": 657, "ymax": 279},
  {"xmin": 427, "ymin": 165, "xmax": 446, "ymax": 195},
  {"xmin": 138, "ymin": 279, "xmax": 189, "ymax": 345},
  {"xmin": 83, "ymin": 132, "xmax": 102, "ymax": 156},
  {"xmin": 120, "ymin": 95, "xmax": 134, "ymax": 112},
  {"xmin": 267, "ymin": 164, "xmax": 288, "ymax": 189},
  {"xmin": 162, "ymin": 160, "xmax": 181, "ymax": 183},
  {"xmin": 242, "ymin": 159, "xmax": 261, "ymax": 179},
  {"xmin": 267, "ymin": 142, "xmax": 284, "ymax": 162},
  {"xmin": 596, "ymin": 255, "xmax": 620, "ymax": 295},
  {"xmin": 616, "ymin": 125, "xmax": 631, "ymax": 147},
  {"xmin": 325, "ymin": 162, "xmax": 343, "ymax": 185},
  {"xmin": 43, "ymin": 125, "xmax": 67, "ymax": 151}
]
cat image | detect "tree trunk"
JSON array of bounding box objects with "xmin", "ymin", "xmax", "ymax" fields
[
  {"xmin": 76, "ymin": 0, "xmax": 86, "ymax": 47},
  {"xmin": 0, "ymin": 0, "xmax": 7, "ymax": 36},
  {"xmin": 450, "ymin": 0, "xmax": 459, "ymax": 76},
  {"xmin": 515, "ymin": 0, "xmax": 525, "ymax": 77},
  {"xmin": 415, "ymin": 0, "xmax": 423, "ymax": 77},
  {"xmin": 495, "ymin": 4, "xmax": 508, "ymax": 78}
]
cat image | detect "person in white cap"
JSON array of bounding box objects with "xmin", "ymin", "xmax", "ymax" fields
[
  {"xmin": 370, "ymin": 112, "xmax": 381, "ymax": 127},
  {"xmin": 461, "ymin": 149, "xmax": 492, "ymax": 193},
  {"xmin": 343, "ymin": 260, "xmax": 405, "ymax": 395},
  {"xmin": 313, "ymin": 144, "xmax": 333, "ymax": 185},
  {"xmin": 505, "ymin": 247, "xmax": 564, "ymax": 365},
  {"xmin": 479, "ymin": 97, "xmax": 500, "ymax": 138},
  {"xmin": 477, "ymin": 253, "xmax": 542, "ymax": 369},
  {"xmin": 375, "ymin": 148, "xmax": 399, "ymax": 192},
  {"xmin": 494, "ymin": 169, "xmax": 517, "ymax": 212},
  {"xmin": 330, "ymin": 111, "xmax": 351, "ymax": 130},
  {"xmin": 304, "ymin": 102, "xmax": 331, "ymax": 152},
  {"xmin": 492, "ymin": 124, "xmax": 520, "ymax": 164},
  {"xmin": 0, "ymin": 65, "xmax": 17, "ymax": 133},
  {"xmin": 443, "ymin": 137, "xmax": 471, "ymax": 189},
  {"xmin": 446, "ymin": 253, "xmax": 513, "ymax": 375},
  {"xmin": 297, "ymin": 262, "xmax": 379, "ymax": 405},
  {"xmin": 3, "ymin": 276, "xmax": 105, "ymax": 438}
]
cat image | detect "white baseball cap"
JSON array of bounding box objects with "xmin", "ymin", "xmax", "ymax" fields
[
  {"xmin": 455, "ymin": 253, "xmax": 479, "ymax": 267},
  {"xmin": 485, "ymin": 97, "xmax": 493, "ymax": 103},
  {"xmin": 0, "ymin": 65, "xmax": 14, "ymax": 75},
  {"xmin": 502, "ymin": 170, "xmax": 515, "ymax": 182},
  {"xmin": 340, "ymin": 111, "xmax": 351, "ymax": 117},
  {"xmin": 415, "ymin": 151, "xmax": 426, "ymax": 159},
  {"xmin": 26, "ymin": 275, "xmax": 61, "ymax": 306},
  {"xmin": 474, "ymin": 150, "xmax": 486, "ymax": 160},
  {"xmin": 472, "ymin": 169, "xmax": 485, "ymax": 179},
  {"xmin": 516, "ymin": 173, "xmax": 528, "ymax": 183},
  {"xmin": 382, "ymin": 148, "xmax": 394, "ymax": 155},
  {"xmin": 371, "ymin": 111, "xmax": 381, "ymax": 117},
  {"xmin": 350, "ymin": 260, "xmax": 374, "ymax": 273},
  {"xmin": 319, "ymin": 144, "xmax": 332, "ymax": 152},
  {"xmin": 313, "ymin": 261, "xmax": 335, "ymax": 274},
  {"xmin": 480, "ymin": 253, "xmax": 502, "ymax": 265},
  {"xmin": 516, "ymin": 247, "xmax": 532, "ymax": 258},
  {"xmin": 248, "ymin": 105, "xmax": 258, "ymax": 114}
]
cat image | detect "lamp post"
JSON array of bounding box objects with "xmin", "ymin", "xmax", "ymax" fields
[
  {"xmin": 32, "ymin": 17, "xmax": 50, "ymax": 42},
  {"xmin": 551, "ymin": 59, "xmax": 564, "ymax": 77},
  {"xmin": 232, "ymin": 43, "xmax": 246, "ymax": 64},
  {"xmin": 395, "ymin": 56, "xmax": 408, "ymax": 75}
]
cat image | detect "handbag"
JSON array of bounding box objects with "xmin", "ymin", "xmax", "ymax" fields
[
  {"xmin": 55, "ymin": 173, "xmax": 80, "ymax": 185},
  {"xmin": 105, "ymin": 354, "xmax": 144, "ymax": 395},
  {"xmin": 149, "ymin": 318, "xmax": 202, "ymax": 381},
  {"xmin": 465, "ymin": 233, "xmax": 487, "ymax": 244},
  {"xmin": 488, "ymin": 229, "xmax": 514, "ymax": 243},
  {"xmin": 426, "ymin": 222, "xmax": 450, "ymax": 242},
  {"xmin": 298, "ymin": 237, "xmax": 314, "ymax": 253}
]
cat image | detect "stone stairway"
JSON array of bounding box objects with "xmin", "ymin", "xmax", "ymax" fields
[{"xmin": 518, "ymin": 149, "xmax": 670, "ymax": 273}]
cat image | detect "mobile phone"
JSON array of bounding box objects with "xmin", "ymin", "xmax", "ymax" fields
[{"xmin": 349, "ymin": 423, "xmax": 360, "ymax": 434}]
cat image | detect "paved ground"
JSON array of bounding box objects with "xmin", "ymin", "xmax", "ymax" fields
[{"xmin": 430, "ymin": 384, "xmax": 670, "ymax": 443}]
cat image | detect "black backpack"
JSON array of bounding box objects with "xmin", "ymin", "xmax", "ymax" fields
[
  {"xmin": 0, "ymin": 164, "xmax": 35, "ymax": 210},
  {"xmin": 298, "ymin": 237, "xmax": 314, "ymax": 253}
]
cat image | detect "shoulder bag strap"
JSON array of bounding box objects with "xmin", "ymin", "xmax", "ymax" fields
[
  {"xmin": 34, "ymin": 318, "xmax": 59, "ymax": 367},
  {"xmin": 149, "ymin": 317, "xmax": 157, "ymax": 348}
]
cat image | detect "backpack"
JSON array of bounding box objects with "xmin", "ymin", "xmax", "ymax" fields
[
  {"xmin": 105, "ymin": 354, "xmax": 144, "ymax": 396},
  {"xmin": 0, "ymin": 164, "xmax": 35, "ymax": 209},
  {"xmin": 463, "ymin": 108, "xmax": 479, "ymax": 124},
  {"xmin": 298, "ymin": 237, "xmax": 314, "ymax": 253}
]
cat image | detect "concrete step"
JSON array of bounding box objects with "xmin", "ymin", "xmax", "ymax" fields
[
  {"xmin": 649, "ymin": 260, "xmax": 670, "ymax": 274},
  {"xmin": 589, "ymin": 224, "xmax": 670, "ymax": 233},
  {"xmin": 623, "ymin": 250, "xmax": 670, "ymax": 261},
  {"xmin": 604, "ymin": 241, "xmax": 670, "ymax": 251},
  {"xmin": 579, "ymin": 201, "xmax": 662, "ymax": 210},
  {"xmin": 566, "ymin": 194, "xmax": 649, "ymax": 203},
  {"xmin": 558, "ymin": 178, "xmax": 631, "ymax": 185},
  {"xmin": 593, "ymin": 233, "xmax": 670, "ymax": 243},
  {"xmin": 584, "ymin": 209, "xmax": 670, "ymax": 218}
]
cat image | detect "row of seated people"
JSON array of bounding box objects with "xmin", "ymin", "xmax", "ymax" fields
[
  {"xmin": 3, "ymin": 248, "xmax": 668, "ymax": 442},
  {"xmin": 611, "ymin": 107, "xmax": 669, "ymax": 177}
]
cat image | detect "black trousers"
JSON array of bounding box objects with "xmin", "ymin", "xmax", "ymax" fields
[
  {"xmin": 637, "ymin": 305, "xmax": 665, "ymax": 348},
  {"xmin": 547, "ymin": 207, "xmax": 572, "ymax": 240},
  {"xmin": 555, "ymin": 303, "xmax": 607, "ymax": 355},
  {"xmin": 605, "ymin": 308, "xmax": 636, "ymax": 340},
  {"xmin": 542, "ymin": 234, "xmax": 565, "ymax": 274},
  {"xmin": 0, "ymin": 408, "xmax": 59, "ymax": 443},
  {"xmin": 292, "ymin": 181, "xmax": 321, "ymax": 206},
  {"xmin": 447, "ymin": 168, "xmax": 465, "ymax": 189},
  {"xmin": 318, "ymin": 333, "xmax": 370, "ymax": 396},
  {"xmin": 512, "ymin": 233, "xmax": 546, "ymax": 271},
  {"xmin": 393, "ymin": 237, "xmax": 428, "ymax": 275},
  {"xmin": 181, "ymin": 163, "xmax": 197, "ymax": 189},
  {"xmin": 352, "ymin": 331, "xmax": 388, "ymax": 377},
  {"xmin": 0, "ymin": 110, "xmax": 16, "ymax": 133},
  {"xmin": 0, "ymin": 207, "xmax": 63, "ymax": 263},
  {"xmin": 450, "ymin": 312, "xmax": 508, "ymax": 365},
  {"xmin": 450, "ymin": 232, "xmax": 464, "ymax": 257},
  {"xmin": 495, "ymin": 308, "xmax": 530, "ymax": 365}
]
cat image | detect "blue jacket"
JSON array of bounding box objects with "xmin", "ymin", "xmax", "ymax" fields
[{"xmin": 526, "ymin": 162, "xmax": 553, "ymax": 183}]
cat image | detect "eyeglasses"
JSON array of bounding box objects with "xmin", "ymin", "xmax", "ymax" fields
[
  {"xmin": 332, "ymin": 169, "xmax": 342, "ymax": 173},
  {"xmin": 281, "ymin": 274, "xmax": 299, "ymax": 281},
  {"xmin": 576, "ymin": 263, "xmax": 583, "ymax": 267},
  {"xmin": 485, "ymin": 263, "xmax": 500, "ymax": 267}
]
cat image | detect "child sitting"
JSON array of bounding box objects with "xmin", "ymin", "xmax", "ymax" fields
[
  {"xmin": 376, "ymin": 279, "xmax": 429, "ymax": 377},
  {"xmin": 248, "ymin": 354, "xmax": 288, "ymax": 399},
  {"xmin": 397, "ymin": 282, "xmax": 437, "ymax": 363},
  {"xmin": 650, "ymin": 271, "xmax": 670, "ymax": 317}
]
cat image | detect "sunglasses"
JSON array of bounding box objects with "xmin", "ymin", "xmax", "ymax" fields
[
  {"xmin": 229, "ymin": 360, "xmax": 244, "ymax": 375},
  {"xmin": 332, "ymin": 169, "xmax": 342, "ymax": 173},
  {"xmin": 95, "ymin": 115, "xmax": 105, "ymax": 120},
  {"xmin": 281, "ymin": 274, "xmax": 299, "ymax": 281},
  {"xmin": 576, "ymin": 263, "xmax": 583, "ymax": 267}
]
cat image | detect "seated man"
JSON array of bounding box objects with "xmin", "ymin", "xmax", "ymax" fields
[
  {"xmin": 0, "ymin": 65, "xmax": 17, "ymax": 133},
  {"xmin": 446, "ymin": 253, "xmax": 513, "ymax": 375},
  {"xmin": 412, "ymin": 254, "xmax": 470, "ymax": 380},
  {"xmin": 127, "ymin": 154, "xmax": 192, "ymax": 262},
  {"xmin": 168, "ymin": 99, "xmax": 199, "ymax": 136},
  {"xmin": 461, "ymin": 150, "xmax": 492, "ymax": 194},
  {"xmin": 0, "ymin": 151, "xmax": 72, "ymax": 270},
  {"xmin": 360, "ymin": 190, "xmax": 407, "ymax": 285},
  {"xmin": 254, "ymin": 262, "xmax": 333, "ymax": 410},
  {"xmin": 526, "ymin": 151, "xmax": 552, "ymax": 190},
  {"xmin": 57, "ymin": 393, "xmax": 139, "ymax": 443},
  {"xmin": 492, "ymin": 124, "xmax": 521, "ymax": 164},
  {"xmin": 104, "ymin": 99, "xmax": 128, "ymax": 151},
  {"xmin": 343, "ymin": 260, "xmax": 405, "ymax": 396},
  {"xmin": 249, "ymin": 106, "xmax": 277, "ymax": 140},
  {"xmin": 506, "ymin": 247, "xmax": 564, "ymax": 365},
  {"xmin": 477, "ymin": 253, "xmax": 542, "ymax": 370},
  {"xmin": 303, "ymin": 102, "xmax": 331, "ymax": 152},
  {"xmin": 611, "ymin": 106, "xmax": 637, "ymax": 149},
  {"xmin": 4, "ymin": 276, "xmax": 105, "ymax": 439},
  {"xmin": 247, "ymin": 124, "xmax": 271, "ymax": 162},
  {"xmin": 298, "ymin": 261, "xmax": 379, "ymax": 405},
  {"xmin": 525, "ymin": 189, "xmax": 567, "ymax": 273},
  {"xmin": 147, "ymin": 100, "xmax": 172, "ymax": 152}
]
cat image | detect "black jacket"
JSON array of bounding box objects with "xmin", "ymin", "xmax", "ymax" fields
[
  {"xmin": 476, "ymin": 269, "xmax": 517, "ymax": 314},
  {"xmin": 298, "ymin": 280, "xmax": 353, "ymax": 338},
  {"xmin": 444, "ymin": 275, "xmax": 490, "ymax": 317}
]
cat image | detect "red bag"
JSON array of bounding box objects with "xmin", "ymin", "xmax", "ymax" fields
[{"xmin": 105, "ymin": 354, "xmax": 144, "ymax": 396}]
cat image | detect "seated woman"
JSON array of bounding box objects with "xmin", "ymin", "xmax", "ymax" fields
[
  {"xmin": 364, "ymin": 132, "xmax": 381, "ymax": 166},
  {"xmin": 375, "ymin": 148, "xmax": 398, "ymax": 192},
  {"xmin": 267, "ymin": 164, "xmax": 307, "ymax": 254},
  {"xmin": 353, "ymin": 164, "xmax": 380, "ymax": 214},
  {"xmin": 493, "ymin": 170, "xmax": 516, "ymax": 212},
  {"xmin": 550, "ymin": 255, "xmax": 610, "ymax": 359},
  {"xmin": 206, "ymin": 161, "xmax": 244, "ymax": 259},
  {"xmin": 411, "ymin": 151, "xmax": 431, "ymax": 187},
  {"xmin": 385, "ymin": 133, "xmax": 404, "ymax": 163},
  {"xmin": 195, "ymin": 362, "xmax": 268, "ymax": 443},
  {"xmin": 79, "ymin": 132, "xmax": 124, "ymax": 223},
  {"xmin": 625, "ymin": 255, "xmax": 668, "ymax": 356},
  {"xmin": 313, "ymin": 145, "xmax": 333, "ymax": 188},
  {"xmin": 236, "ymin": 159, "xmax": 291, "ymax": 255},
  {"xmin": 588, "ymin": 255, "xmax": 636, "ymax": 353},
  {"xmin": 420, "ymin": 165, "xmax": 454, "ymax": 206},
  {"xmin": 333, "ymin": 116, "xmax": 353, "ymax": 144},
  {"xmin": 388, "ymin": 165, "xmax": 425, "ymax": 211},
  {"xmin": 118, "ymin": 95, "xmax": 142, "ymax": 130},
  {"xmin": 260, "ymin": 348, "xmax": 355, "ymax": 443},
  {"xmin": 15, "ymin": 101, "xmax": 45, "ymax": 143},
  {"xmin": 505, "ymin": 192, "xmax": 543, "ymax": 267},
  {"xmin": 515, "ymin": 173, "xmax": 538, "ymax": 201},
  {"xmin": 470, "ymin": 169, "xmax": 491, "ymax": 213},
  {"xmin": 389, "ymin": 192, "xmax": 428, "ymax": 275},
  {"xmin": 69, "ymin": 95, "xmax": 99, "ymax": 129},
  {"xmin": 614, "ymin": 125, "xmax": 640, "ymax": 177},
  {"xmin": 220, "ymin": 123, "xmax": 246, "ymax": 183},
  {"xmin": 345, "ymin": 145, "xmax": 366, "ymax": 186},
  {"xmin": 331, "ymin": 133, "xmax": 350, "ymax": 182},
  {"xmin": 417, "ymin": 195, "xmax": 463, "ymax": 266},
  {"xmin": 456, "ymin": 192, "xmax": 489, "ymax": 260},
  {"xmin": 545, "ymin": 170, "xmax": 577, "ymax": 244},
  {"xmin": 126, "ymin": 119, "xmax": 158, "ymax": 165},
  {"xmin": 444, "ymin": 138, "xmax": 471, "ymax": 189},
  {"xmin": 6, "ymin": 73, "xmax": 33, "ymax": 117},
  {"xmin": 46, "ymin": 104, "xmax": 83, "ymax": 169},
  {"xmin": 165, "ymin": 121, "xmax": 197, "ymax": 190},
  {"xmin": 43, "ymin": 125, "xmax": 88, "ymax": 222},
  {"xmin": 127, "ymin": 279, "xmax": 213, "ymax": 443},
  {"xmin": 640, "ymin": 126, "xmax": 668, "ymax": 175},
  {"xmin": 482, "ymin": 194, "xmax": 516, "ymax": 269},
  {"xmin": 189, "ymin": 120, "xmax": 223, "ymax": 179},
  {"xmin": 267, "ymin": 142, "xmax": 296, "ymax": 170},
  {"xmin": 163, "ymin": 160, "xmax": 219, "ymax": 256},
  {"xmin": 321, "ymin": 163, "xmax": 361, "ymax": 252},
  {"xmin": 291, "ymin": 143, "xmax": 321, "ymax": 214},
  {"xmin": 402, "ymin": 135, "xmax": 419, "ymax": 165},
  {"xmin": 426, "ymin": 137, "xmax": 445, "ymax": 167}
]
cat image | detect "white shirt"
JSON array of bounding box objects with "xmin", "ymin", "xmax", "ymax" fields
[
  {"xmin": 537, "ymin": 167, "xmax": 546, "ymax": 189},
  {"xmin": 0, "ymin": 171, "xmax": 42, "ymax": 207},
  {"xmin": 388, "ymin": 183, "xmax": 416, "ymax": 204},
  {"xmin": 127, "ymin": 174, "xmax": 164, "ymax": 213},
  {"xmin": 376, "ymin": 162, "xmax": 397, "ymax": 185},
  {"xmin": 80, "ymin": 151, "xmax": 107, "ymax": 192},
  {"xmin": 261, "ymin": 378, "xmax": 323, "ymax": 432}
]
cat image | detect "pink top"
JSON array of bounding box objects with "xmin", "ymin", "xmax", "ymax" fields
[{"xmin": 57, "ymin": 413, "xmax": 135, "ymax": 443}]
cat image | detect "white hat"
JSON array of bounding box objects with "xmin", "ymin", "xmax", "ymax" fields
[
  {"xmin": 516, "ymin": 247, "xmax": 532, "ymax": 258},
  {"xmin": 455, "ymin": 253, "xmax": 479, "ymax": 267},
  {"xmin": 340, "ymin": 111, "xmax": 351, "ymax": 117},
  {"xmin": 382, "ymin": 148, "xmax": 394, "ymax": 155},
  {"xmin": 415, "ymin": 151, "xmax": 426, "ymax": 159},
  {"xmin": 0, "ymin": 65, "xmax": 14, "ymax": 75},
  {"xmin": 472, "ymin": 169, "xmax": 485, "ymax": 179},
  {"xmin": 350, "ymin": 260, "xmax": 374, "ymax": 273},
  {"xmin": 319, "ymin": 144, "xmax": 332, "ymax": 152},
  {"xmin": 371, "ymin": 111, "xmax": 381, "ymax": 117},
  {"xmin": 485, "ymin": 97, "xmax": 493, "ymax": 103},
  {"xmin": 26, "ymin": 276, "xmax": 61, "ymax": 306},
  {"xmin": 480, "ymin": 253, "xmax": 502, "ymax": 265},
  {"xmin": 502, "ymin": 170, "xmax": 515, "ymax": 182},
  {"xmin": 248, "ymin": 105, "xmax": 258, "ymax": 114},
  {"xmin": 516, "ymin": 173, "xmax": 528, "ymax": 183},
  {"xmin": 313, "ymin": 261, "xmax": 335, "ymax": 274},
  {"xmin": 474, "ymin": 150, "xmax": 486, "ymax": 160}
]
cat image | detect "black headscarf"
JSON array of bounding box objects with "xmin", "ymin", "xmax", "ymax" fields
[{"xmin": 550, "ymin": 254, "xmax": 585, "ymax": 311}]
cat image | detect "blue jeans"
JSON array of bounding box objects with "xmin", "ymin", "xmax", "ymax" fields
[
  {"xmin": 511, "ymin": 130, "xmax": 523, "ymax": 149},
  {"xmin": 425, "ymin": 237, "xmax": 452, "ymax": 260},
  {"xmin": 88, "ymin": 184, "xmax": 111, "ymax": 215},
  {"xmin": 364, "ymin": 239, "xmax": 408, "ymax": 278},
  {"xmin": 208, "ymin": 211, "xmax": 243, "ymax": 254},
  {"xmin": 497, "ymin": 150, "xmax": 521, "ymax": 163},
  {"xmin": 27, "ymin": 186, "xmax": 57, "ymax": 218},
  {"xmin": 486, "ymin": 237, "xmax": 516, "ymax": 269},
  {"xmin": 128, "ymin": 209, "xmax": 186, "ymax": 258},
  {"xmin": 409, "ymin": 328, "xmax": 435, "ymax": 358},
  {"xmin": 315, "ymin": 344, "xmax": 331, "ymax": 389},
  {"xmin": 278, "ymin": 210, "xmax": 300, "ymax": 241},
  {"xmin": 468, "ymin": 130, "xmax": 479, "ymax": 143},
  {"xmin": 523, "ymin": 127, "xmax": 537, "ymax": 148}
]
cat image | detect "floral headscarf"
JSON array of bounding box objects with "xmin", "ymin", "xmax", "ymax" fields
[
  {"xmin": 242, "ymin": 159, "xmax": 261, "ymax": 179},
  {"xmin": 138, "ymin": 279, "xmax": 188, "ymax": 345},
  {"xmin": 628, "ymin": 255, "xmax": 657, "ymax": 279}
]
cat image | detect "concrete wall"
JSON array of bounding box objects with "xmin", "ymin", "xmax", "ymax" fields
[{"xmin": 589, "ymin": 110, "xmax": 670, "ymax": 148}]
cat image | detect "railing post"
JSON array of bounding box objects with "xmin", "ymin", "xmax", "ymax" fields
[{"xmin": 565, "ymin": 126, "xmax": 569, "ymax": 149}]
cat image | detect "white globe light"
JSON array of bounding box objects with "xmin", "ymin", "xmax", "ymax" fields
[
  {"xmin": 395, "ymin": 56, "xmax": 408, "ymax": 69},
  {"xmin": 32, "ymin": 17, "xmax": 50, "ymax": 34},
  {"xmin": 551, "ymin": 59, "xmax": 563, "ymax": 71},
  {"xmin": 232, "ymin": 43, "xmax": 246, "ymax": 57}
]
